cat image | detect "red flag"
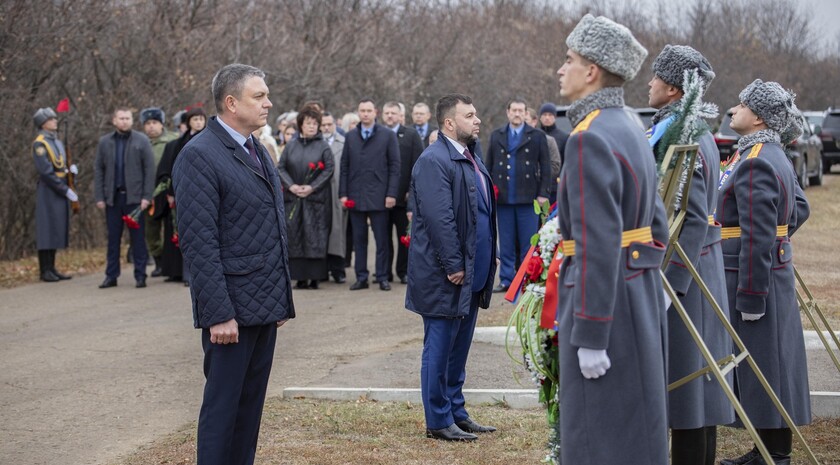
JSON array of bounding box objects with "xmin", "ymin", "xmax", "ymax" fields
[{"xmin": 56, "ymin": 98, "xmax": 70, "ymax": 113}]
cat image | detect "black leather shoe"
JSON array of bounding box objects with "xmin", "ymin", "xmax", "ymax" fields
[
  {"xmin": 333, "ymin": 274, "xmax": 346, "ymax": 284},
  {"xmin": 296, "ymin": 280, "xmax": 309, "ymax": 289},
  {"xmin": 399, "ymin": 275, "xmax": 408, "ymax": 284},
  {"xmin": 349, "ymin": 280, "xmax": 369, "ymax": 290},
  {"xmin": 309, "ymin": 280, "xmax": 319, "ymax": 289},
  {"xmin": 52, "ymin": 269, "xmax": 72, "ymax": 280},
  {"xmin": 426, "ymin": 424, "xmax": 477, "ymax": 442},
  {"xmin": 40, "ymin": 271, "xmax": 60, "ymax": 283},
  {"xmin": 720, "ymin": 448, "xmax": 761, "ymax": 465},
  {"xmin": 456, "ymin": 418, "xmax": 497, "ymax": 433},
  {"xmin": 492, "ymin": 284, "xmax": 509, "ymax": 293},
  {"xmin": 151, "ymin": 256, "xmax": 163, "ymax": 277},
  {"xmin": 136, "ymin": 278, "xmax": 147, "ymax": 288},
  {"xmin": 99, "ymin": 277, "xmax": 117, "ymax": 288},
  {"xmin": 379, "ymin": 280, "xmax": 391, "ymax": 291}
]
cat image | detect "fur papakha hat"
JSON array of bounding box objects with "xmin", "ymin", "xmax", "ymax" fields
[
  {"xmin": 140, "ymin": 107, "xmax": 165, "ymax": 125},
  {"xmin": 566, "ymin": 14, "xmax": 648, "ymax": 82},
  {"xmin": 779, "ymin": 103, "xmax": 804, "ymax": 145},
  {"xmin": 652, "ymin": 45, "xmax": 715, "ymax": 93},
  {"xmin": 33, "ymin": 107, "xmax": 57, "ymax": 128},
  {"xmin": 739, "ymin": 79, "xmax": 797, "ymax": 133}
]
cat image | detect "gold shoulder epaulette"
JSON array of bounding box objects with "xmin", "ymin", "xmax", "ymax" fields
[
  {"xmin": 571, "ymin": 109, "xmax": 601, "ymax": 135},
  {"xmin": 746, "ymin": 143, "xmax": 763, "ymax": 159}
]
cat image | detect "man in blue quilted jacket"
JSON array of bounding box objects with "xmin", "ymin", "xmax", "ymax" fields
[{"xmin": 173, "ymin": 63, "xmax": 295, "ymax": 465}]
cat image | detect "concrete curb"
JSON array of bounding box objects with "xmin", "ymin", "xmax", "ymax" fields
[
  {"xmin": 283, "ymin": 387, "xmax": 840, "ymax": 418},
  {"xmin": 282, "ymin": 387, "xmax": 540, "ymax": 409}
]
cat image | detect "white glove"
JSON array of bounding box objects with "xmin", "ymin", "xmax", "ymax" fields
[
  {"xmin": 742, "ymin": 312, "xmax": 765, "ymax": 322},
  {"xmin": 663, "ymin": 290, "xmax": 672, "ymax": 311},
  {"xmin": 69, "ymin": 164, "xmax": 78, "ymax": 175},
  {"xmin": 577, "ymin": 348, "xmax": 611, "ymax": 379},
  {"xmin": 65, "ymin": 188, "xmax": 78, "ymax": 202}
]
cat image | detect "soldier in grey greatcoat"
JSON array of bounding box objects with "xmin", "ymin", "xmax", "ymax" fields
[
  {"xmin": 321, "ymin": 112, "xmax": 348, "ymax": 283},
  {"xmin": 32, "ymin": 107, "xmax": 77, "ymax": 282},
  {"xmin": 717, "ymin": 80, "xmax": 811, "ymax": 465},
  {"xmin": 647, "ymin": 45, "xmax": 734, "ymax": 465},
  {"xmin": 555, "ymin": 15, "xmax": 670, "ymax": 465}
]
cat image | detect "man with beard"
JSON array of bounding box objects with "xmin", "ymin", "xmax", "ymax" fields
[{"xmin": 406, "ymin": 93, "xmax": 497, "ymax": 441}]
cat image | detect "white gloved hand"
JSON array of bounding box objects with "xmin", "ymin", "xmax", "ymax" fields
[
  {"xmin": 577, "ymin": 348, "xmax": 611, "ymax": 379},
  {"xmin": 663, "ymin": 290, "xmax": 672, "ymax": 311},
  {"xmin": 69, "ymin": 164, "xmax": 78, "ymax": 175},
  {"xmin": 742, "ymin": 312, "xmax": 765, "ymax": 322},
  {"xmin": 65, "ymin": 188, "xmax": 78, "ymax": 202}
]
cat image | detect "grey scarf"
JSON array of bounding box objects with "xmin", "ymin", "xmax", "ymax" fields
[
  {"xmin": 736, "ymin": 129, "xmax": 780, "ymax": 152},
  {"xmin": 567, "ymin": 87, "xmax": 625, "ymax": 128},
  {"xmin": 651, "ymin": 103, "xmax": 678, "ymax": 126}
]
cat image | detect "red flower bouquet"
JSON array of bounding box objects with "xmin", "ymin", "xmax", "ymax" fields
[
  {"xmin": 343, "ymin": 199, "xmax": 356, "ymax": 209},
  {"xmin": 288, "ymin": 161, "xmax": 326, "ymax": 220},
  {"xmin": 122, "ymin": 207, "xmax": 142, "ymax": 230}
]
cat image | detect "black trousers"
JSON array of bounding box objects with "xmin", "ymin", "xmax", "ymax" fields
[
  {"xmin": 387, "ymin": 206, "xmax": 410, "ymax": 280},
  {"xmin": 349, "ymin": 209, "xmax": 389, "ymax": 282},
  {"xmin": 197, "ymin": 324, "xmax": 277, "ymax": 465}
]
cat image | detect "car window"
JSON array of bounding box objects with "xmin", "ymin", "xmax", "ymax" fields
[{"xmin": 824, "ymin": 115, "xmax": 840, "ymax": 129}]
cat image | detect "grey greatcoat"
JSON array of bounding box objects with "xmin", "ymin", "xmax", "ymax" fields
[
  {"xmin": 326, "ymin": 132, "xmax": 346, "ymax": 257},
  {"xmin": 661, "ymin": 131, "xmax": 734, "ymax": 429},
  {"xmin": 32, "ymin": 130, "xmax": 70, "ymax": 250},
  {"xmin": 276, "ymin": 134, "xmax": 335, "ymax": 259},
  {"xmin": 716, "ymin": 138, "xmax": 811, "ymax": 428},
  {"xmin": 556, "ymin": 89, "xmax": 670, "ymax": 465}
]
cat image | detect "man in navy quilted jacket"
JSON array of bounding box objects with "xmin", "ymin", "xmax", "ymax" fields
[{"xmin": 173, "ymin": 63, "xmax": 295, "ymax": 465}]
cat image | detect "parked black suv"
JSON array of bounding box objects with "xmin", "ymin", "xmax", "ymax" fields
[{"xmin": 820, "ymin": 108, "xmax": 840, "ymax": 173}]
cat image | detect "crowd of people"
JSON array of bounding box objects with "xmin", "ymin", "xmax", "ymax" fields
[{"xmin": 28, "ymin": 13, "xmax": 813, "ymax": 465}]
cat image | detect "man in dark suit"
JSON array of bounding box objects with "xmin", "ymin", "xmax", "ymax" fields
[
  {"xmin": 406, "ymin": 93, "xmax": 497, "ymax": 441},
  {"xmin": 94, "ymin": 107, "xmax": 155, "ymax": 289},
  {"xmin": 173, "ymin": 63, "xmax": 294, "ymax": 465},
  {"xmin": 412, "ymin": 102, "xmax": 438, "ymax": 147},
  {"xmin": 339, "ymin": 98, "xmax": 401, "ymax": 291},
  {"xmin": 486, "ymin": 98, "xmax": 551, "ymax": 293},
  {"xmin": 382, "ymin": 101, "xmax": 424, "ymax": 284}
]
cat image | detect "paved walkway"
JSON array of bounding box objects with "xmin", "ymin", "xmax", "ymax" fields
[{"xmin": 1, "ymin": 263, "xmax": 837, "ymax": 465}]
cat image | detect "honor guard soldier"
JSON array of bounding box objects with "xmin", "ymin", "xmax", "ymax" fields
[
  {"xmin": 647, "ymin": 45, "xmax": 734, "ymax": 465},
  {"xmin": 717, "ymin": 80, "xmax": 811, "ymax": 465},
  {"xmin": 32, "ymin": 107, "xmax": 77, "ymax": 282},
  {"xmin": 555, "ymin": 14, "xmax": 671, "ymax": 464}
]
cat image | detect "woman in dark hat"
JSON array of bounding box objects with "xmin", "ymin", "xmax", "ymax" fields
[{"xmin": 154, "ymin": 106, "xmax": 206, "ymax": 283}]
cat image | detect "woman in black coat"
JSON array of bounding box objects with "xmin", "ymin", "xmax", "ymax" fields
[
  {"xmin": 276, "ymin": 104, "xmax": 334, "ymax": 289},
  {"xmin": 154, "ymin": 106, "xmax": 206, "ymax": 283}
]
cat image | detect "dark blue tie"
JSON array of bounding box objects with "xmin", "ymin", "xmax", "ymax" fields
[
  {"xmin": 363, "ymin": 129, "xmax": 371, "ymax": 140},
  {"xmin": 244, "ymin": 138, "xmax": 261, "ymax": 167},
  {"xmin": 416, "ymin": 126, "xmax": 425, "ymax": 139}
]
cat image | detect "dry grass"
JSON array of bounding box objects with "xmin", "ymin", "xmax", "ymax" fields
[
  {"xmin": 111, "ymin": 398, "xmax": 840, "ymax": 465},
  {"xmin": 0, "ymin": 246, "xmax": 111, "ymax": 288}
]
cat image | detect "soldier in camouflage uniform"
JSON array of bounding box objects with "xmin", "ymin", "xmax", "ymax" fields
[{"xmin": 141, "ymin": 107, "xmax": 178, "ymax": 277}]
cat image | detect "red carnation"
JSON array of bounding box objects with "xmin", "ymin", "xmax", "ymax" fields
[
  {"xmin": 343, "ymin": 199, "xmax": 356, "ymax": 208},
  {"xmin": 317, "ymin": 161, "xmax": 325, "ymax": 170},
  {"xmin": 493, "ymin": 184, "xmax": 499, "ymax": 200},
  {"xmin": 400, "ymin": 235, "xmax": 411, "ymax": 247},
  {"xmin": 308, "ymin": 162, "xmax": 316, "ymax": 170},
  {"xmin": 171, "ymin": 233, "xmax": 180, "ymax": 248},
  {"xmin": 122, "ymin": 207, "xmax": 142, "ymax": 230},
  {"xmin": 525, "ymin": 255, "xmax": 544, "ymax": 282}
]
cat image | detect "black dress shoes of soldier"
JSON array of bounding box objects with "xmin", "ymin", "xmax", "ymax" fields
[
  {"xmin": 426, "ymin": 423, "xmax": 477, "ymax": 442},
  {"xmin": 52, "ymin": 269, "xmax": 72, "ymax": 280},
  {"xmin": 379, "ymin": 280, "xmax": 391, "ymax": 291},
  {"xmin": 719, "ymin": 447, "xmax": 791, "ymax": 465},
  {"xmin": 455, "ymin": 418, "xmax": 497, "ymax": 433},
  {"xmin": 349, "ymin": 280, "xmax": 369, "ymax": 290},
  {"xmin": 99, "ymin": 277, "xmax": 117, "ymax": 288},
  {"xmin": 40, "ymin": 270, "xmax": 60, "ymax": 283}
]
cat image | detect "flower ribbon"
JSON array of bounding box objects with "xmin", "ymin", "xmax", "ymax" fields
[{"xmin": 540, "ymin": 247, "xmax": 563, "ymax": 330}]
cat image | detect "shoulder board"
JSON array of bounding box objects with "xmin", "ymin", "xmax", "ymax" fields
[
  {"xmin": 571, "ymin": 109, "xmax": 601, "ymax": 135},
  {"xmin": 746, "ymin": 143, "xmax": 763, "ymax": 159}
]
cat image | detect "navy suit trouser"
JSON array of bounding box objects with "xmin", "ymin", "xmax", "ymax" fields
[
  {"xmin": 105, "ymin": 191, "xmax": 148, "ymax": 280},
  {"xmin": 197, "ymin": 324, "xmax": 277, "ymax": 465},
  {"xmin": 349, "ymin": 209, "xmax": 390, "ymax": 282},
  {"xmin": 421, "ymin": 293, "xmax": 480, "ymax": 429},
  {"xmin": 496, "ymin": 203, "xmax": 539, "ymax": 285}
]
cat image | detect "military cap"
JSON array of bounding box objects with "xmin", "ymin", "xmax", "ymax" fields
[
  {"xmin": 739, "ymin": 79, "xmax": 798, "ymax": 134},
  {"xmin": 652, "ymin": 45, "xmax": 715, "ymax": 94},
  {"xmin": 566, "ymin": 14, "xmax": 648, "ymax": 82},
  {"xmin": 33, "ymin": 107, "xmax": 57, "ymax": 129}
]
